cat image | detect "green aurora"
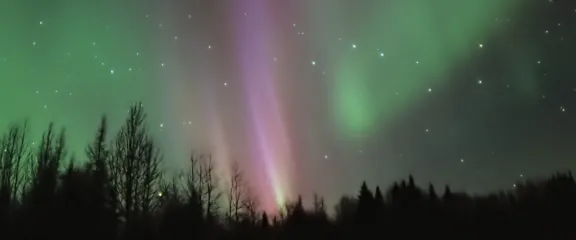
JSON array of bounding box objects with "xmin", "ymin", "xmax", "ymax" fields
[
  {"xmin": 306, "ymin": 0, "xmax": 534, "ymax": 137},
  {"xmin": 0, "ymin": 1, "xmax": 160, "ymax": 156}
]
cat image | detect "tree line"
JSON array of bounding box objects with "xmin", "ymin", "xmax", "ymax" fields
[{"xmin": 0, "ymin": 103, "xmax": 574, "ymax": 239}]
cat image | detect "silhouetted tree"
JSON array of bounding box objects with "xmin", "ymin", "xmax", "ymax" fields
[
  {"xmin": 428, "ymin": 184, "xmax": 438, "ymax": 202},
  {"xmin": 285, "ymin": 195, "xmax": 307, "ymax": 232},
  {"xmin": 200, "ymin": 155, "xmax": 220, "ymax": 222},
  {"xmin": 334, "ymin": 195, "xmax": 357, "ymax": 224},
  {"xmin": 108, "ymin": 103, "xmax": 162, "ymax": 238},
  {"xmin": 227, "ymin": 160, "xmax": 244, "ymax": 225},
  {"xmin": 261, "ymin": 212, "xmax": 269, "ymax": 229},
  {"xmin": 374, "ymin": 186, "xmax": 384, "ymax": 208},
  {"xmin": 24, "ymin": 123, "xmax": 66, "ymax": 238},
  {"xmin": 356, "ymin": 181, "xmax": 375, "ymax": 223},
  {"xmin": 85, "ymin": 116, "xmax": 117, "ymax": 239},
  {"xmin": 0, "ymin": 121, "xmax": 29, "ymax": 223},
  {"xmin": 241, "ymin": 185, "xmax": 259, "ymax": 224}
]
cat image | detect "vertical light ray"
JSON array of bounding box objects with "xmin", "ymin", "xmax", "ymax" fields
[
  {"xmin": 232, "ymin": 0, "xmax": 293, "ymax": 212},
  {"xmin": 204, "ymin": 82, "xmax": 233, "ymax": 186}
]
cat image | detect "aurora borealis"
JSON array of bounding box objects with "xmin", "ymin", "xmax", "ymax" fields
[{"xmin": 2, "ymin": 0, "xmax": 576, "ymax": 212}]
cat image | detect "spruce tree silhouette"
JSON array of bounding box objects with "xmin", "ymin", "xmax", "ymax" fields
[
  {"xmin": 261, "ymin": 212, "xmax": 270, "ymax": 229},
  {"xmin": 356, "ymin": 181, "xmax": 375, "ymax": 224},
  {"xmin": 428, "ymin": 184, "xmax": 437, "ymax": 203}
]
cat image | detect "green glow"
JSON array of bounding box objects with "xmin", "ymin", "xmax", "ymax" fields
[
  {"xmin": 334, "ymin": 65, "xmax": 374, "ymax": 136},
  {"xmin": 0, "ymin": 1, "xmax": 158, "ymax": 156},
  {"xmin": 308, "ymin": 0, "xmax": 531, "ymax": 137}
]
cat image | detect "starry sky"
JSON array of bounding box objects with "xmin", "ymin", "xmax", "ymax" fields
[{"xmin": 1, "ymin": 0, "xmax": 576, "ymax": 212}]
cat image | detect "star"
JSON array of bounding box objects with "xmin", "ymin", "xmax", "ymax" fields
[
  {"xmin": 92, "ymin": 42, "xmax": 96, "ymax": 46},
  {"xmin": 311, "ymin": 61, "xmax": 316, "ymax": 66},
  {"xmin": 208, "ymin": 45, "xmax": 212, "ymax": 49},
  {"xmin": 537, "ymin": 60, "xmax": 541, "ymax": 64},
  {"xmin": 32, "ymin": 41, "xmax": 36, "ymax": 46},
  {"xmin": 352, "ymin": 44, "xmax": 357, "ymax": 49},
  {"xmin": 128, "ymin": 68, "xmax": 132, "ymax": 71},
  {"xmin": 224, "ymin": 82, "xmax": 228, "ymax": 86},
  {"xmin": 425, "ymin": 128, "xmax": 429, "ymax": 133},
  {"xmin": 161, "ymin": 63, "xmax": 165, "ymax": 67},
  {"xmin": 416, "ymin": 61, "xmax": 420, "ymax": 64},
  {"xmin": 174, "ymin": 36, "xmax": 178, "ymax": 40},
  {"xmin": 478, "ymin": 43, "xmax": 483, "ymax": 48},
  {"xmin": 110, "ymin": 69, "xmax": 115, "ymax": 74},
  {"xmin": 324, "ymin": 155, "xmax": 328, "ymax": 159},
  {"xmin": 136, "ymin": 52, "xmax": 140, "ymax": 56},
  {"xmin": 513, "ymin": 184, "xmax": 516, "ymax": 188},
  {"xmin": 460, "ymin": 158, "xmax": 464, "ymax": 163},
  {"xmin": 545, "ymin": 30, "xmax": 549, "ymax": 34},
  {"xmin": 188, "ymin": 14, "xmax": 192, "ymax": 19},
  {"xmin": 520, "ymin": 174, "xmax": 524, "ymax": 178},
  {"xmin": 477, "ymin": 79, "xmax": 483, "ymax": 85},
  {"xmin": 428, "ymin": 88, "xmax": 432, "ymax": 92},
  {"xmin": 160, "ymin": 123, "xmax": 164, "ymax": 128},
  {"xmin": 39, "ymin": 21, "xmax": 43, "ymax": 25},
  {"xmin": 35, "ymin": 90, "xmax": 39, "ymax": 94},
  {"xmin": 379, "ymin": 52, "xmax": 384, "ymax": 57}
]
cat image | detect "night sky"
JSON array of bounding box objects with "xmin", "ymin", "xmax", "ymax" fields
[{"xmin": 1, "ymin": 0, "xmax": 576, "ymax": 212}]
